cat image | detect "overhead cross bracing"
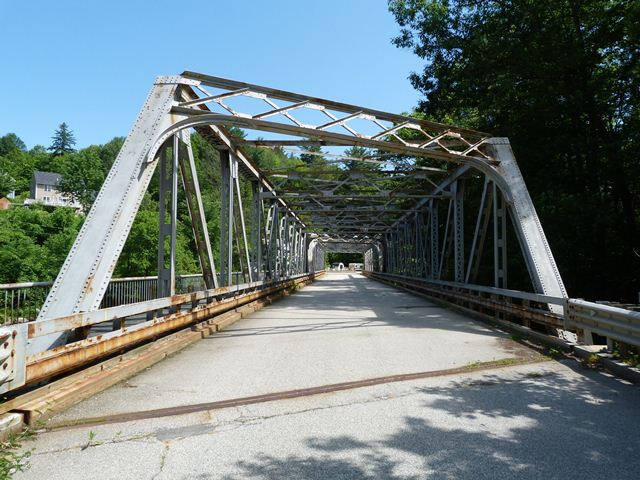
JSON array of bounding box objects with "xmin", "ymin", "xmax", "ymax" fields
[
  {"xmin": 173, "ymin": 71, "xmax": 495, "ymax": 241},
  {"xmin": 25, "ymin": 72, "xmax": 567, "ymax": 359}
]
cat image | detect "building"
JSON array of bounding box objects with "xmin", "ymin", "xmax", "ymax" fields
[{"xmin": 25, "ymin": 171, "xmax": 81, "ymax": 209}]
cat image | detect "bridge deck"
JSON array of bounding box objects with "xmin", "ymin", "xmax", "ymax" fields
[{"xmin": 16, "ymin": 273, "xmax": 640, "ymax": 479}]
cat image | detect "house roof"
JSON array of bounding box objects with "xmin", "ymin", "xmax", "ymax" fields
[{"xmin": 33, "ymin": 171, "xmax": 62, "ymax": 185}]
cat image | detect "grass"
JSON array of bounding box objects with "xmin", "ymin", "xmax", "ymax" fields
[
  {"xmin": 612, "ymin": 349, "xmax": 640, "ymax": 369},
  {"xmin": 0, "ymin": 429, "xmax": 34, "ymax": 480}
]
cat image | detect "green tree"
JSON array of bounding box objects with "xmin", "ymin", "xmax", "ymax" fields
[
  {"xmin": 389, "ymin": 0, "xmax": 640, "ymax": 301},
  {"xmin": 58, "ymin": 147, "xmax": 105, "ymax": 211},
  {"xmin": 0, "ymin": 205, "xmax": 82, "ymax": 282},
  {"xmin": 300, "ymin": 144, "xmax": 326, "ymax": 166},
  {"xmin": 48, "ymin": 122, "xmax": 76, "ymax": 156},
  {"xmin": 0, "ymin": 172, "xmax": 16, "ymax": 197},
  {"xmin": 0, "ymin": 133, "xmax": 26, "ymax": 156}
]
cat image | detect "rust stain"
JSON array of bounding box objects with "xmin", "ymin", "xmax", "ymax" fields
[{"xmin": 50, "ymin": 356, "xmax": 543, "ymax": 431}]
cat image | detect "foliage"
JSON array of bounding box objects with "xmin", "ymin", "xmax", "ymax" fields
[
  {"xmin": 0, "ymin": 428, "xmax": 34, "ymax": 479},
  {"xmin": 389, "ymin": 0, "xmax": 640, "ymax": 300},
  {"xmin": 0, "ymin": 134, "xmax": 25, "ymax": 157},
  {"xmin": 326, "ymin": 252, "xmax": 364, "ymax": 267},
  {"xmin": 48, "ymin": 122, "xmax": 76, "ymax": 156},
  {"xmin": 0, "ymin": 206, "xmax": 83, "ymax": 282},
  {"xmin": 58, "ymin": 146, "xmax": 106, "ymax": 211}
]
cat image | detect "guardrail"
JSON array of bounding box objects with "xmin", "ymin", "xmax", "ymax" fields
[
  {"xmin": 565, "ymin": 299, "xmax": 640, "ymax": 348},
  {"xmin": 364, "ymin": 271, "xmax": 640, "ymax": 352},
  {"xmin": 0, "ymin": 271, "xmax": 324, "ymax": 396},
  {"xmin": 364, "ymin": 271, "xmax": 565, "ymax": 330},
  {"xmin": 0, "ymin": 273, "xmax": 251, "ymax": 324}
]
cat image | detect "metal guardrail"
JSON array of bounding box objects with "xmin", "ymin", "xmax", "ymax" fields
[
  {"xmin": 0, "ymin": 273, "xmax": 251, "ymax": 324},
  {"xmin": 365, "ymin": 271, "xmax": 640, "ymax": 351},
  {"xmin": 565, "ymin": 299, "xmax": 640, "ymax": 348},
  {"xmin": 364, "ymin": 271, "xmax": 565, "ymax": 329}
]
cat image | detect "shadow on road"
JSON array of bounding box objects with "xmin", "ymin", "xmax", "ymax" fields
[{"xmin": 223, "ymin": 362, "xmax": 640, "ymax": 479}]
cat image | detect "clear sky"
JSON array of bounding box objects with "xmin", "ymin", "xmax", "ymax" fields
[{"xmin": 0, "ymin": 0, "xmax": 422, "ymax": 149}]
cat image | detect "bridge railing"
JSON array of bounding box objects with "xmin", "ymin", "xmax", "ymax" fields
[
  {"xmin": 0, "ymin": 273, "xmax": 252, "ymax": 325},
  {"xmin": 364, "ymin": 271, "xmax": 565, "ymax": 331},
  {"xmin": 0, "ymin": 270, "xmax": 325, "ymax": 396},
  {"xmin": 565, "ymin": 299, "xmax": 640, "ymax": 349},
  {"xmin": 363, "ymin": 271, "xmax": 640, "ymax": 352}
]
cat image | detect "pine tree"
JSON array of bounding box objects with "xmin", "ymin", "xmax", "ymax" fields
[{"xmin": 48, "ymin": 122, "xmax": 76, "ymax": 156}]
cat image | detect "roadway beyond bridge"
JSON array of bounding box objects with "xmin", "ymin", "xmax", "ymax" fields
[{"xmin": 15, "ymin": 273, "xmax": 640, "ymax": 480}]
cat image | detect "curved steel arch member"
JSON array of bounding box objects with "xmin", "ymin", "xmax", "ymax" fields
[{"xmin": 31, "ymin": 73, "xmax": 566, "ymax": 353}]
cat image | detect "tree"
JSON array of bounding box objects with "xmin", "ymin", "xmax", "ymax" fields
[
  {"xmin": 388, "ymin": 0, "xmax": 640, "ymax": 301},
  {"xmin": 300, "ymin": 145, "xmax": 326, "ymax": 166},
  {"xmin": 48, "ymin": 122, "xmax": 76, "ymax": 156},
  {"xmin": 0, "ymin": 172, "xmax": 15, "ymax": 198},
  {"xmin": 58, "ymin": 147, "xmax": 105, "ymax": 211},
  {"xmin": 0, "ymin": 133, "xmax": 26, "ymax": 156}
]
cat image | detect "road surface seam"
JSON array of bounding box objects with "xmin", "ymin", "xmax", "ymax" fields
[{"xmin": 48, "ymin": 356, "xmax": 549, "ymax": 431}]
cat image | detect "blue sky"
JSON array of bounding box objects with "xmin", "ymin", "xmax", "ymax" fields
[{"xmin": 0, "ymin": 0, "xmax": 422, "ymax": 149}]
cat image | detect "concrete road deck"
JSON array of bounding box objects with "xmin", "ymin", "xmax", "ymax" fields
[{"xmin": 15, "ymin": 273, "xmax": 640, "ymax": 479}]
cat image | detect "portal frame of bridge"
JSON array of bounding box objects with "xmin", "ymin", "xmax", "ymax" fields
[{"xmin": 26, "ymin": 72, "xmax": 566, "ymax": 358}]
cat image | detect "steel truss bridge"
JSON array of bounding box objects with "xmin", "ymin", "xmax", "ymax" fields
[{"xmin": 1, "ymin": 72, "xmax": 639, "ymax": 398}]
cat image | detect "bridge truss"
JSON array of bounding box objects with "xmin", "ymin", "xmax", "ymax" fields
[{"xmin": 0, "ymin": 73, "xmax": 572, "ymax": 395}]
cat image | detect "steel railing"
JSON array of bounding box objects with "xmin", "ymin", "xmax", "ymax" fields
[
  {"xmin": 0, "ymin": 273, "xmax": 251, "ymax": 324},
  {"xmin": 363, "ymin": 271, "xmax": 640, "ymax": 350},
  {"xmin": 364, "ymin": 271, "xmax": 565, "ymax": 329},
  {"xmin": 0, "ymin": 270, "xmax": 325, "ymax": 397},
  {"xmin": 565, "ymin": 299, "xmax": 640, "ymax": 348}
]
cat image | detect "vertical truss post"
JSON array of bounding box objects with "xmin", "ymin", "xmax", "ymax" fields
[
  {"xmin": 493, "ymin": 183, "xmax": 508, "ymax": 288},
  {"xmin": 251, "ymin": 181, "xmax": 263, "ymax": 282},
  {"xmin": 402, "ymin": 222, "xmax": 409, "ymax": 274},
  {"xmin": 429, "ymin": 200, "xmax": 439, "ymax": 279},
  {"xmin": 219, "ymin": 149, "xmax": 235, "ymax": 287},
  {"xmin": 300, "ymin": 231, "xmax": 307, "ymax": 273},
  {"xmin": 452, "ymin": 180, "xmax": 465, "ymax": 283},
  {"xmin": 438, "ymin": 198, "xmax": 452, "ymax": 279},
  {"xmin": 178, "ymin": 131, "xmax": 218, "ymax": 289},
  {"xmin": 423, "ymin": 209, "xmax": 431, "ymax": 277},
  {"xmin": 277, "ymin": 214, "xmax": 284, "ymax": 279},
  {"xmin": 285, "ymin": 217, "xmax": 292, "ymax": 277},
  {"xmin": 390, "ymin": 231, "xmax": 395, "ymax": 273},
  {"xmin": 466, "ymin": 177, "xmax": 493, "ymax": 283},
  {"xmin": 415, "ymin": 211, "xmax": 425, "ymax": 277},
  {"xmin": 234, "ymin": 174, "xmax": 253, "ymax": 283},
  {"xmin": 396, "ymin": 227, "xmax": 401, "ymax": 274},
  {"xmin": 271, "ymin": 204, "xmax": 279, "ymax": 279},
  {"xmin": 157, "ymin": 138, "xmax": 178, "ymax": 298},
  {"xmin": 388, "ymin": 233, "xmax": 392, "ymax": 273},
  {"xmin": 293, "ymin": 226, "xmax": 300, "ymax": 275}
]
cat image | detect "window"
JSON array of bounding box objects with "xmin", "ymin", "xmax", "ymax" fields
[
  {"xmin": 43, "ymin": 196, "xmax": 50, "ymax": 203},
  {"xmin": 44, "ymin": 184, "xmax": 52, "ymax": 192}
]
